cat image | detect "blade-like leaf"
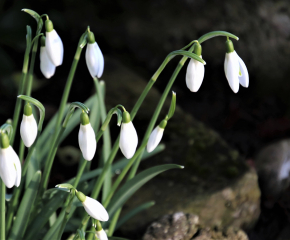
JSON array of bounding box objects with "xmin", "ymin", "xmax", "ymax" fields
[
  {"xmin": 25, "ymin": 148, "xmax": 38, "ymax": 189},
  {"xmin": 107, "ymin": 164, "xmax": 183, "ymax": 216},
  {"xmin": 8, "ymin": 171, "xmax": 41, "ymax": 240},
  {"xmin": 167, "ymin": 91, "xmax": 176, "ymax": 120}
]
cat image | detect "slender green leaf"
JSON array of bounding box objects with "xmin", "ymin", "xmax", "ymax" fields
[
  {"xmin": 107, "ymin": 164, "xmax": 183, "ymax": 216},
  {"xmin": 25, "ymin": 148, "xmax": 38, "ymax": 189},
  {"xmin": 8, "ymin": 171, "xmax": 41, "ymax": 240},
  {"xmin": 78, "ymin": 229, "xmax": 86, "ymax": 240},
  {"xmin": 25, "ymin": 191, "xmax": 66, "ymax": 240},
  {"xmin": 37, "ymin": 105, "xmax": 69, "ymax": 149},
  {"xmin": 115, "ymin": 201, "xmax": 155, "ymax": 230},
  {"xmin": 167, "ymin": 91, "xmax": 176, "ymax": 120}
]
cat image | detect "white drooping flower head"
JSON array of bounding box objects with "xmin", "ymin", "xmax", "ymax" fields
[
  {"xmin": 95, "ymin": 229, "xmax": 108, "ymax": 240},
  {"xmin": 0, "ymin": 133, "xmax": 21, "ymax": 188},
  {"xmin": 20, "ymin": 103, "xmax": 38, "ymax": 147},
  {"xmin": 119, "ymin": 111, "xmax": 138, "ymax": 159},
  {"xmin": 40, "ymin": 36, "xmax": 56, "ymax": 79},
  {"xmin": 224, "ymin": 39, "xmax": 249, "ymax": 93},
  {"xmin": 76, "ymin": 191, "xmax": 109, "ymax": 221},
  {"xmin": 45, "ymin": 19, "xmax": 64, "ymax": 67},
  {"xmin": 186, "ymin": 42, "xmax": 205, "ymax": 92},
  {"xmin": 147, "ymin": 120, "xmax": 167, "ymax": 153},
  {"xmin": 85, "ymin": 30, "xmax": 104, "ymax": 78},
  {"xmin": 78, "ymin": 112, "xmax": 97, "ymax": 161}
]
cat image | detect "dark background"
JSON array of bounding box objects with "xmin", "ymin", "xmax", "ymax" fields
[
  {"xmin": 1, "ymin": 0, "xmax": 290, "ymax": 239},
  {"xmin": 1, "ymin": 0, "xmax": 290, "ymax": 159}
]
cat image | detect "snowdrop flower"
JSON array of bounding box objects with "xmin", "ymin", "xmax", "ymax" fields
[
  {"xmin": 147, "ymin": 120, "xmax": 167, "ymax": 153},
  {"xmin": 40, "ymin": 36, "xmax": 55, "ymax": 79},
  {"xmin": 76, "ymin": 191, "xmax": 109, "ymax": 221},
  {"xmin": 20, "ymin": 103, "xmax": 38, "ymax": 147},
  {"xmin": 95, "ymin": 229, "xmax": 108, "ymax": 240},
  {"xmin": 86, "ymin": 30, "xmax": 104, "ymax": 78},
  {"xmin": 45, "ymin": 19, "xmax": 64, "ymax": 66},
  {"xmin": 0, "ymin": 133, "xmax": 21, "ymax": 188},
  {"xmin": 119, "ymin": 111, "xmax": 138, "ymax": 159},
  {"xmin": 224, "ymin": 39, "xmax": 249, "ymax": 93},
  {"xmin": 186, "ymin": 42, "xmax": 205, "ymax": 92},
  {"xmin": 78, "ymin": 112, "xmax": 96, "ymax": 161}
]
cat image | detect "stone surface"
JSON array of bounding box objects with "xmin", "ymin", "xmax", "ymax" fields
[
  {"xmin": 193, "ymin": 227, "xmax": 249, "ymax": 240},
  {"xmin": 143, "ymin": 212, "xmax": 199, "ymax": 240},
  {"xmin": 143, "ymin": 212, "xmax": 249, "ymax": 240},
  {"xmin": 102, "ymin": 59, "xmax": 260, "ymax": 238}
]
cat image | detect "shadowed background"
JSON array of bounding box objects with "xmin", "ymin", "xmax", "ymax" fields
[{"xmin": 1, "ymin": 0, "xmax": 290, "ymax": 239}]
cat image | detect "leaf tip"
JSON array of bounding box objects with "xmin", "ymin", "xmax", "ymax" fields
[{"xmin": 180, "ymin": 165, "xmax": 185, "ymax": 169}]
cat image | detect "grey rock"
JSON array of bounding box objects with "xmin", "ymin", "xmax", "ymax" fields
[{"xmin": 143, "ymin": 212, "xmax": 199, "ymax": 240}]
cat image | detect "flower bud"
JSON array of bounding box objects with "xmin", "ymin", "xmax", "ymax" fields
[
  {"xmin": 95, "ymin": 229, "xmax": 108, "ymax": 240},
  {"xmin": 147, "ymin": 120, "xmax": 166, "ymax": 153},
  {"xmin": 78, "ymin": 112, "xmax": 96, "ymax": 161},
  {"xmin": 45, "ymin": 19, "xmax": 64, "ymax": 66},
  {"xmin": 0, "ymin": 133, "xmax": 21, "ymax": 188},
  {"xmin": 20, "ymin": 103, "xmax": 38, "ymax": 147},
  {"xmin": 119, "ymin": 112, "xmax": 138, "ymax": 159},
  {"xmin": 76, "ymin": 191, "xmax": 109, "ymax": 221},
  {"xmin": 85, "ymin": 31, "xmax": 104, "ymax": 78},
  {"xmin": 40, "ymin": 36, "xmax": 56, "ymax": 79},
  {"xmin": 186, "ymin": 43, "xmax": 205, "ymax": 92},
  {"xmin": 224, "ymin": 39, "xmax": 249, "ymax": 93}
]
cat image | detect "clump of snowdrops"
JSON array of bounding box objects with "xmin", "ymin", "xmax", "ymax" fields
[{"xmin": 0, "ymin": 8, "xmax": 248, "ymax": 240}]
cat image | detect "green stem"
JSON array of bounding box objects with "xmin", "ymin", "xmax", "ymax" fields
[
  {"xmin": 108, "ymin": 208, "xmax": 121, "ymax": 237},
  {"xmin": 0, "ymin": 180, "xmax": 5, "ymax": 240},
  {"xmin": 128, "ymin": 149, "xmax": 144, "ymax": 180},
  {"xmin": 107, "ymin": 151, "xmax": 143, "ymax": 236},
  {"xmin": 26, "ymin": 31, "xmax": 39, "ymax": 97},
  {"xmin": 56, "ymin": 192, "xmax": 75, "ymax": 240},
  {"xmin": 40, "ymin": 127, "xmax": 65, "ymax": 194},
  {"xmin": 87, "ymin": 43, "xmax": 195, "ymax": 240},
  {"xmin": 103, "ymin": 46, "xmax": 193, "ymax": 209},
  {"xmin": 93, "ymin": 78, "xmax": 112, "ymax": 201},
  {"xmin": 41, "ymin": 33, "xmax": 86, "ymax": 195},
  {"xmin": 10, "ymin": 46, "xmax": 30, "ymax": 145}
]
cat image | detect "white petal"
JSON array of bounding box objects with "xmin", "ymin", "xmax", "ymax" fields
[
  {"xmin": 0, "ymin": 146, "xmax": 18, "ymax": 188},
  {"xmin": 45, "ymin": 29, "xmax": 64, "ymax": 66},
  {"xmin": 12, "ymin": 149, "xmax": 21, "ymax": 187},
  {"xmin": 86, "ymin": 43, "xmax": 100, "ymax": 78},
  {"xmin": 20, "ymin": 114, "xmax": 38, "ymax": 147},
  {"xmin": 186, "ymin": 58, "xmax": 205, "ymax": 92},
  {"xmin": 147, "ymin": 126, "xmax": 164, "ymax": 153},
  {"xmin": 82, "ymin": 196, "xmax": 109, "ymax": 221},
  {"xmin": 40, "ymin": 47, "xmax": 56, "ymax": 79},
  {"xmin": 78, "ymin": 123, "xmax": 97, "ymax": 161},
  {"xmin": 93, "ymin": 42, "xmax": 104, "ymax": 78},
  {"xmin": 237, "ymin": 54, "xmax": 249, "ymax": 88},
  {"xmin": 224, "ymin": 51, "xmax": 240, "ymax": 93},
  {"xmin": 119, "ymin": 121, "xmax": 138, "ymax": 159},
  {"xmin": 95, "ymin": 229, "xmax": 108, "ymax": 240}
]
